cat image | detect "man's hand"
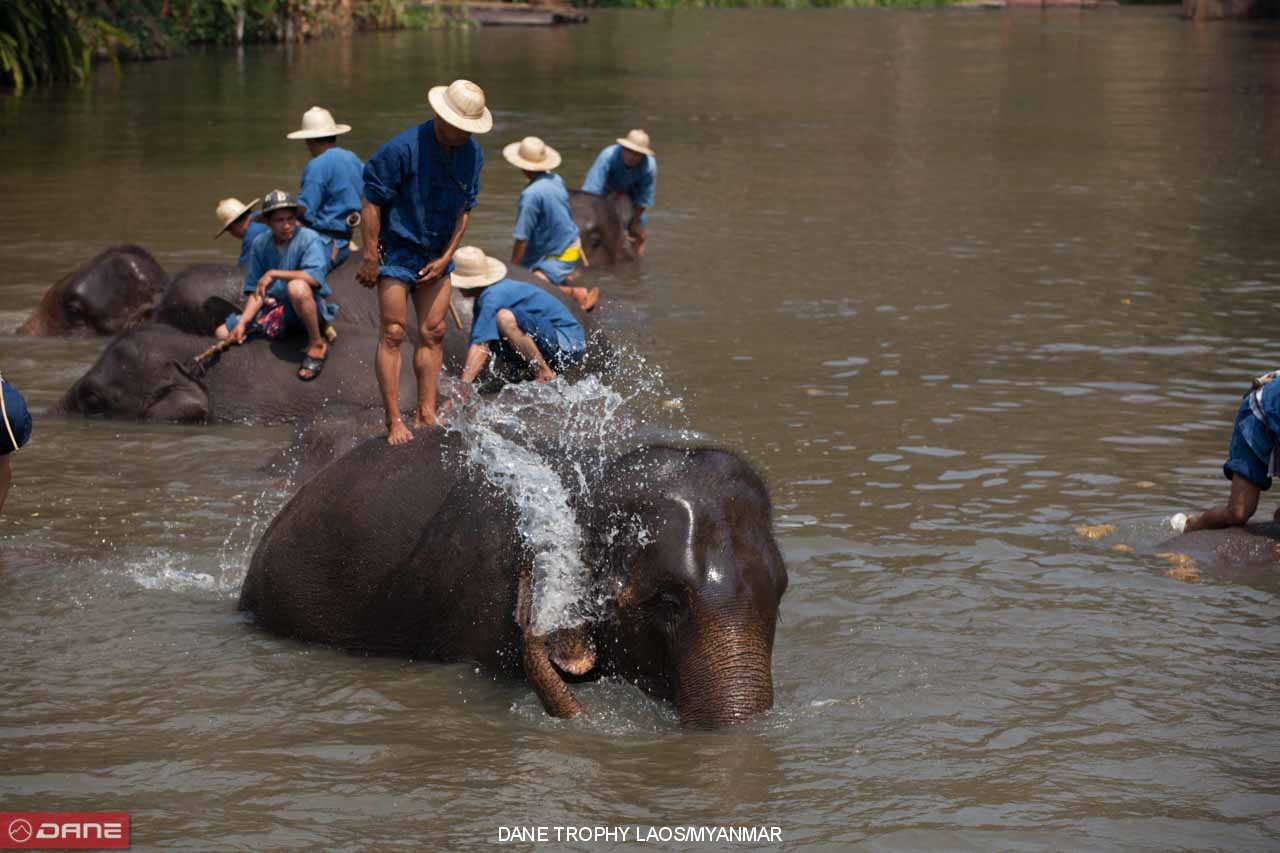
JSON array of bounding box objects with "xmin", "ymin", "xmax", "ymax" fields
[
  {"xmin": 228, "ymin": 324, "xmax": 248, "ymax": 345},
  {"xmin": 417, "ymin": 256, "xmax": 450, "ymax": 284},
  {"xmin": 255, "ymin": 272, "xmax": 274, "ymax": 301},
  {"xmin": 356, "ymin": 255, "xmax": 380, "ymax": 288}
]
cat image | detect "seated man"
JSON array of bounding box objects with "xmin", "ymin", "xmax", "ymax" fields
[
  {"xmin": 503, "ymin": 136, "xmax": 598, "ymax": 312},
  {"xmin": 288, "ymin": 107, "xmax": 364, "ymax": 270},
  {"xmin": 215, "ymin": 190, "xmax": 338, "ymax": 382},
  {"xmin": 214, "ymin": 196, "xmax": 269, "ymax": 268},
  {"xmin": 452, "ymin": 246, "xmax": 585, "ymax": 386},
  {"xmin": 0, "ymin": 374, "xmax": 33, "ymax": 514},
  {"xmin": 581, "ymin": 129, "xmax": 657, "ymax": 257},
  {"xmin": 1174, "ymin": 370, "xmax": 1280, "ymax": 533}
]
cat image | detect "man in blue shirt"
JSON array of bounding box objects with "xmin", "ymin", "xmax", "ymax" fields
[
  {"xmin": 451, "ymin": 246, "xmax": 585, "ymax": 386},
  {"xmin": 503, "ymin": 135, "xmax": 599, "ymax": 313},
  {"xmin": 581, "ymin": 129, "xmax": 657, "ymax": 257},
  {"xmin": 288, "ymin": 107, "xmax": 364, "ymax": 270},
  {"xmin": 358, "ymin": 79, "xmax": 492, "ymax": 444},
  {"xmin": 216, "ymin": 190, "xmax": 338, "ymax": 382},
  {"xmin": 0, "ymin": 374, "xmax": 32, "ymax": 514},
  {"xmin": 214, "ymin": 196, "xmax": 269, "ymax": 268}
]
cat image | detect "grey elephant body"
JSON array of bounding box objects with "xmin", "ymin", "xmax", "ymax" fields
[
  {"xmin": 240, "ymin": 430, "xmax": 787, "ymax": 726},
  {"xmin": 570, "ymin": 190, "xmax": 637, "ymax": 267},
  {"xmin": 19, "ymin": 245, "xmax": 168, "ymax": 336}
]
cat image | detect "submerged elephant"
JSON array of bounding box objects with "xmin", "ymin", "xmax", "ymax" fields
[
  {"xmin": 57, "ymin": 324, "xmax": 422, "ymax": 423},
  {"xmin": 239, "ymin": 429, "xmax": 787, "ymax": 727},
  {"xmin": 19, "ymin": 245, "xmax": 168, "ymax": 336},
  {"xmin": 570, "ymin": 190, "xmax": 637, "ymax": 267},
  {"xmin": 59, "ymin": 277, "xmax": 612, "ymax": 423}
]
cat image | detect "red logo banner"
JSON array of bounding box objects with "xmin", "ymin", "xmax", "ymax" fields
[{"xmin": 0, "ymin": 813, "xmax": 129, "ymax": 849}]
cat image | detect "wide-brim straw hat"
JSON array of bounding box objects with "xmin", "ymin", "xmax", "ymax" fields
[
  {"xmin": 616, "ymin": 128, "xmax": 655, "ymax": 157},
  {"xmin": 427, "ymin": 80, "xmax": 493, "ymax": 135},
  {"xmin": 451, "ymin": 246, "xmax": 507, "ymax": 290},
  {"xmin": 214, "ymin": 196, "xmax": 260, "ymax": 238},
  {"xmin": 286, "ymin": 106, "xmax": 352, "ymax": 140},
  {"xmin": 256, "ymin": 189, "xmax": 306, "ymax": 221},
  {"xmin": 502, "ymin": 136, "xmax": 561, "ymax": 172}
]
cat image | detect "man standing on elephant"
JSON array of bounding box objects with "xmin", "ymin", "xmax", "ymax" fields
[
  {"xmin": 357, "ymin": 79, "xmax": 492, "ymax": 444},
  {"xmin": 503, "ymin": 135, "xmax": 599, "ymax": 313},
  {"xmin": 289, "ymin": 107, "xmax": 364, "ymax": 270},
  {"xmin": 581, "ymin": 129, "xmax": 657, "ymax": 257}
]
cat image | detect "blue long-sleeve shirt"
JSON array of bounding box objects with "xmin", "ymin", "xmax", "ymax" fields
[
  {"xmin": 242, "ymin": 226, "xmax": 338, "ymax": 324},
  {"xmin": 581, "ymin": 144, "xmax": 656, "ymax": 209},
  {"xmin": 513, "ymin": 173, "xmax": 579, "ymax": 267},
  {"xmin": 298, "ymin": 146, "xmax": 364, "ymax": 238},
  {"xmin": 362, "ymin": 120, "xmax": 483, "ymax": 280}
]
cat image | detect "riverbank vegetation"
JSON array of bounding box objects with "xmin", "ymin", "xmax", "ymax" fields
[{"xmin": 1, "ymin": 0, "xmax": 436, "ymax": 93}]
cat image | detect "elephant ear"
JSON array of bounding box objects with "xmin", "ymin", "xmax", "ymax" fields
[{"xmin": 145, "ymin": 361, "xmax": 210, "ymax": 423}]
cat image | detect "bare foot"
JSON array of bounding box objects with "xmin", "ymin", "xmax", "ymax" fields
[
  {"xmin": 413, "ymin": 408, "xmax": 439, "ymax": 429},
  {"xmin": 533, "ymin": 368, "xmax": 556, "ymax": 384},
  {"xmin": 386, "ymin": 419, "xmax": 413, "ymax": 445}
]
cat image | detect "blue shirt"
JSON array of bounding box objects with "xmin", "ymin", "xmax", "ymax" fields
[
  {"xmin": 238, "ymin": 220, "xmax": 270, "ymax": 267},
  {"xmin": 470, "ymin": 279, "xmax": 583, "ymax": 349},
  {"xmin": 581, "ymin": 144, "xmax": 656, "ymax": 209},
  {"xmin": 299, "ymin": 146, "xmax": 364, "ymax": 237},
  {"xmin": 243, "ymin": 226, "xmax": 337, "ymax": 323},
  {"xmin": 513, "ymin": 173, "xmax": 580, "ymax": 267},
  {"xmin": 362, "ymin": 120, "xmax": 483, "ymax": 268}
]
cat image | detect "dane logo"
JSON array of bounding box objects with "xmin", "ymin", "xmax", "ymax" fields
[{"xmin": 0, "ymin": 813, "xmax": 129, "ymax": 849}]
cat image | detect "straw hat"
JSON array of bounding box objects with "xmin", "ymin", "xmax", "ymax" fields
[
  {"xmin": 286, "ymin": 106, "xmax": 352, "ymax": 140},
  {"xmin": 256, "ymin": 189, "xmax": 306, "ymax": 220},
  {"xmin": 214, "ymin": 197, "xmax": 260, "ymax": 238},
  {"xmin": 616, "ymin": 128, "xmax": 655, "ymax": 157},
  {"xmin": 427, "ymin": 80, "xmax": 493, "ymax": 135},
  {"xmin": 502, "ymin": 136, "xmax": 561, "ymax": 172},
  {"xmin": 451, "ymin": 246, "xmax": 507, "ymax": 290}
]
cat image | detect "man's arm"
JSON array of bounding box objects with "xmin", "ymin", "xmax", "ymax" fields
[
  {"xmin": 298, "ymin": 161, "xmax": 322, "ymax": 226},
  {"xmin": 581, "ymin": 148, "xmax": 611, "ymax": 195},
  {"xmin": 357, "ymin": 199, "xmax": 382, "ymax": 287},
  {"xmin": 418, "ymin": 210, "xmax": 470, "ymax": 283},
  {"xmin": 511, "ymin": 239, "xmax": 528, "ymax": 265},
  {"xmin": 460, "ymin": 343, "xmax": 492, "ymax": 384}
]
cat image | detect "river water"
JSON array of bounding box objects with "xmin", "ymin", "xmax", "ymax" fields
[{"xmin": 2, "ymin": 7, "xmax": 1279, "ymax": 851}]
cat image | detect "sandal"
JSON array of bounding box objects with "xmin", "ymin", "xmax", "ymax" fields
[{"xmin": 298, "ymin": 349, "xmax": 328, "ymax": 382}]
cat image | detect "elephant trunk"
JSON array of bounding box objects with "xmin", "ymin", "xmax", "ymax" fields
[
  {"xmin": 674, "ymin": 610, "xmax": 775, "ymax": 729},
  {"xmin": 522, "ymin": 633, "xmax": 585, "ymax": 719}
]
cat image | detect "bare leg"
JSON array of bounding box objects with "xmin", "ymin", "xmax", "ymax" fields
[
  {"xmin": 287, "ymin": 280, "xmax": 328, "ymax": 379},
  {"xmin": 410, "ymin": 274, "xmax": 452, "ymax": 428},
  {"xmin": 214, "ymin": 324, "xmax": 230, "ymax": 341},
  {"xmin": 534, "ymin": 268, "xmax": 598, "ymax": 312},
  {"xmin": 376, "ymin": 279, "xmax": 413, "ymax": 445},
  {"xmin": 496, "ymin": 308, "xmax": 556, "ymax": 383},
  {"xmin": 0, "ymin": 455, "xmax": 11, "ymax": 514},
  {"xmin": 1184, "ymin": 474, "xmax": 1262, "ymax": 532}
]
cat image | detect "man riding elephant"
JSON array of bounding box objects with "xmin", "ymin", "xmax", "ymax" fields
[
  {"xmin": 358, "ymin": 79, "xmax": 492, "ymax": 444},
  {"xmin": 581, "ymin": 129, "xmax": 656, "ymax": 257},
  {"xmin": 453, "ymin": 246, "xmax": 586, "ymax": 387},
  {"xmin": 216, "ymin": 190, "xmax": 337, "ymax": 382},
  {"xmin": 288, "ymin": 106, "xmax": 365, "ymax": 270},
  {"xmin": 213, "ymin": 196, "xmax": 268, "ymax": 269}
]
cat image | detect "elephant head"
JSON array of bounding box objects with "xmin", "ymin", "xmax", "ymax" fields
[
  {"xmin": 58, "ymin": 325, "xmax": 211, "ymax": 422},
  {"xmin": 573, "ymin": 445, "xmax": 788, "ymax": 727},
  {"xmin": 570, "ymin": 191, "xmax": 638, "ymax": 267},
  {"xmin": 19, "ymin": 245, "xmax": 167, "ymax": 336}
]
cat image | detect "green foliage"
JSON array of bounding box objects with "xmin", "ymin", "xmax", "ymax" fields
[{"xmin": 0, "ymin": 0, "xmax": 90, "ymax": 93}]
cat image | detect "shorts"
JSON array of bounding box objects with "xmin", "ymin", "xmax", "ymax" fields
[
  {"xmin": 529, "ymin": 256, "xmax": 579, "ymax": 286},
  {"xmin": 379, "ymin": 247, "xmax": 454, "ymax": 292},
  {"xmin": 1224, "ymin": 398, "xmax": 1273, "ymax": 490},
  {"xmin": 224, "ymin": 293, "xmax": 336, "ymax": 338}
]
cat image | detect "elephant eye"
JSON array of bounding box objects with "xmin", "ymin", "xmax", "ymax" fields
[
  {"xmin": 80, "ymin": 391, "xmax": 104, "ymax": 416},
  {"xmin": 652, "ymin": 591, "xmax": 686, "ymax": 622}
]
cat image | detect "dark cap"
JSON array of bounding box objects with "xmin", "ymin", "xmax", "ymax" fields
[{"xmin": 257, "ymin": 189, "xmax": 307, "ymax": 220}]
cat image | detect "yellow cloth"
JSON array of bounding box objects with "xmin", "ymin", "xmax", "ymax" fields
[{"xmin": 551, "ymin": 245, "xmax": 581, "ymax": 263}]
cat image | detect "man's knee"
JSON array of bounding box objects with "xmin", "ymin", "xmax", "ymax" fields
[
  {"xmin": 286, "ymin": 278, "xmax": 312, "ymax": 304},
  {"xmin": 419, "ymin": 318, "xmax": 447, "ymax": 346},
  {"xmin": 380, "ymin": 321, "xmax": 407, "ymax": 348}
]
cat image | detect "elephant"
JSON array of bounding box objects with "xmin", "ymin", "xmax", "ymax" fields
[
  {"xmin": 19, "ymin": 245, "xmax": 167, "ymax": 336},
  {"xmin": 59, "ymin": 277, "xmax": 613, "ymax": 423},
  {"xmin": 570, "ymin": 190, "xmax": 637, "ymax": 268},
  {"xmin": 57, "ymin": 323, "xmax": 422, "ymax": 423},
  {"xmin": 239, "ymin": 427, "xmax": 788, "ymax": 727}
]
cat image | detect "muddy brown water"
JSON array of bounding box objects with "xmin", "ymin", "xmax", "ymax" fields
[{"xmin": 2, "ymin": 8, "xmax": 1279, "ymax": 851}]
